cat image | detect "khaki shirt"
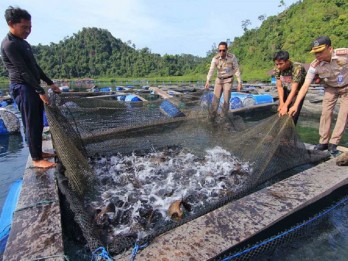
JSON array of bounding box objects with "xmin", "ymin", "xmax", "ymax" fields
[
  {"xmin": 206, "ymin": 53, "xmax": 241, "ymax": 83},
  {"xmin": 306, "ymin": 48, "xmax": 348, "ymax": 87}
]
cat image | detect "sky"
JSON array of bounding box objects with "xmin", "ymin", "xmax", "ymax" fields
[{"xmin": 1, "ymin": 0, "xmax": 299, "ymax": 57}]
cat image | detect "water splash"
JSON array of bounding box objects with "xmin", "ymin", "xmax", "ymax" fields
[{"xmin": 88, "ymin": 145, "xmax": 253, "ymax": 241}]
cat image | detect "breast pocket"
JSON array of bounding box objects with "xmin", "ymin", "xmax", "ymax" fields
[
  {"xmin": 318, "ymin": 67, "xmax": 331, "ymax": 79},
  {"xmin": 225, "ymin": 61, "xmax": 234, "ymax": 73}
]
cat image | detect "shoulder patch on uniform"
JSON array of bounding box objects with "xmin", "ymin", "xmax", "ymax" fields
[
  {"xmin": 335, "ymin": 48, "xmax": 348, "ymax": 55},
  {"xmin": 310, "ymin": 60, "xmax": 320, "ymax": 68}
]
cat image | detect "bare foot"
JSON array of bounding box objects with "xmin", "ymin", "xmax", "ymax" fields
[
  {"xmin": 42, "ymin": 152, "xmax": 56, "ymax": 158},
  {"xmin": 33, "ymin": 159, "xmax": 56, "ymax": 169}
]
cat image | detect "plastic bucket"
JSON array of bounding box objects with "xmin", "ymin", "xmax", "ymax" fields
[{"xmin": 125, "ymin": 94, "xmax": 142, "ymax": 102}]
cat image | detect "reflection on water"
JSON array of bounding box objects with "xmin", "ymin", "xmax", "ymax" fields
[
  {"xmin": 256, "ymin": 197, "xmax": 348, "ymax": 261},
  {"xmin": 0, "ymin": 133, "xmax": 24, "ymax": 156}
]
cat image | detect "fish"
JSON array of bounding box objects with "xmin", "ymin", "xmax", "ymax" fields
[
  {"xmin": 167, "ymin": 198, "xmax": 192, "ymax": 220},
  {"xmin": 94, "ymin": 202, "xmax": 115, "ymax": 227},
  {"xmin": 336, "ymin": 152, "xmax": 348, "ymax": 166}
]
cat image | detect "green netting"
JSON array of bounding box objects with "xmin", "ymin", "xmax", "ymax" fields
[{"xmin": 44, "ymin": 90, "xmax": 328, "ymax": 255}]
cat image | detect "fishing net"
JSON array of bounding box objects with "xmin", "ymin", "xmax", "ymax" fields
[{"xmin": 44, "ymin": 89, "xmax": 328, "ymax": 255}]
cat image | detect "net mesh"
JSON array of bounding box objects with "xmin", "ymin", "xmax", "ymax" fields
[{"xmin": 44, "ymin": 90, "xmax": 328, "ymax": 255}]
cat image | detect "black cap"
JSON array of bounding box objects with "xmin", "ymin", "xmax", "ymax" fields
[{"xmin": 310, "ymin": 36, "xmax": 331, "ymax": 53}]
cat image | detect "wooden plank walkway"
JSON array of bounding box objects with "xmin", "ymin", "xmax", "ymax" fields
[
  {"xmin": 117, "ymin": 156, "xmax": 348, "ymax": 261},
  {"xmin": 3, "ymin": 139, "xmax": 65, "ymax": 261}
]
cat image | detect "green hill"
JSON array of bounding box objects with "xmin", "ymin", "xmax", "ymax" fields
[
  {"xmin": 0, "ymin": 27, "xmax": 206, "ymax": 80},
  {"xmin": 232, "ymin": 0, "xmax": 348, "ymax": 81}
]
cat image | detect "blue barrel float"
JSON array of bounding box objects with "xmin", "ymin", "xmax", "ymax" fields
[
  {"xmin": 125, "ymin": 94, "xmax": 142, "ymax": 102},
  {"xmin": 231, "ymin": 92, "xmax": 274, "ymax": 107},
  {"xmin": 115, "ymin": 86, "xmax": 124, "ymax": 91},
  {"xmin": 116, "ymin": 95, "xmax": 126, "ymax": 101},
  {"xmin": 0, "ymin": 179, "xmax": 22, "ymax": 254},
  {"xmin": 99, "ymin": 87, "xmax": 112, "ymax": 92},
  {"xmin": 59, "ymin": 86, "xmax": 70, "ymax": 92},
  {"xmin": 252, "ymin": 93, "xmax": 274, "ymax": 104},
  {"xmin": 221, "ymin": 92, "xmax": 243, "ymax": 110},
  {"xmin": 201, "ymin": 92, "xmax": 273, "ymax": 110},
  {"xmin": 200, "ymin": 92, "xmax": 243, "ymax": 110},
  {"xmin": 231, "ymin": 92, "xmax": 254, "ymax": 107},
  {"xmin": 229, "ymin": 97, "xmax": 243, "ymax": 109},
  {"xmin": 124, "ymin": 94, "xmax": 143, "ymax": 109}
]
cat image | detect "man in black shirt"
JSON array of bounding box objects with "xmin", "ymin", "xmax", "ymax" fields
[{"xmin": 1, "ymin": 6, "xmax": 61, "ymax": 168}]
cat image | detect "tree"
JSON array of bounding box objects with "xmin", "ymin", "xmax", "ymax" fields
[
  {"xmin": 1, "ymin": 27, "xmax": 205, "ymax": 79},
  {"xmin": 258, "ymin": 14, "xmax": 266, "ymax": 21},
  {"xmin": 241, "ymin": 19, "xmax": 251, "ymax": 32}
]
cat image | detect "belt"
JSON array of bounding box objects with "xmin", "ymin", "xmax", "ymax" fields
[
  {"xmin": 218, "ymin": 75, "xmax": 233, "ymax": 80},
  {"xmin": 325, "ymin": 83, "xmax": 348, "ymax": 89}
]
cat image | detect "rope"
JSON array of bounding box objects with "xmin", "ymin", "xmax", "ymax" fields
[
  {"xmin": 222, "ymin": 195, "xmax": 348, "ymax": 261},
  {"xmin": 27, "ymin": 254, "xmax": 70, "ymax": 261},
  {"xmin": 91, "ymin": 247, "xmax": 113, "ymax": 261},
  {"xmin": 129, "ymin": 242, "xmax": 148, "ymax": 261},
  {"xmin": 15, "ymin": 200, "xmax": 57, "ymax": 212}
]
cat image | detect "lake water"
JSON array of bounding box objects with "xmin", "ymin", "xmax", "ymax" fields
[
  {"xmin": 0, "ymin": 132, "xmax": 28, "ymax": 211},
  {"xmin": 0, "ymin": 84, "xmax": 347, "ymax": 260}
]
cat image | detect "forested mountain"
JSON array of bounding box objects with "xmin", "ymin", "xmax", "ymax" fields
[
  {"xmin": 0, "ymin": 27, "xmax": 206, "ymax": 80},
  {"xmin": 232, "ymin": 0, "xmax": 348, "ymax": 81},
  {"xmin": 0, "ymin": 0, "xmax": 347, "ymax": 81}
]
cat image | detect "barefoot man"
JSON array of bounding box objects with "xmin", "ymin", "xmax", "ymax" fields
[{"xmin": 1, "ymin": 6, "xmax": 61, "ymax": 168}]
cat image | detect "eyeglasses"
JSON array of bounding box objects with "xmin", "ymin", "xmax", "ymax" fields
[{"xmin": 218, "ymin": 49, "xmax": 226, "ymax": 52}]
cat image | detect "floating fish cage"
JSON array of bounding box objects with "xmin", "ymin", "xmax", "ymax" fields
[{"xmin": 44, "ymin": 90, "xmax": 327, "ymax": 256}]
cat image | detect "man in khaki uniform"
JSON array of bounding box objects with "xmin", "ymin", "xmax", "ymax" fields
[
  {"xmin": 205, "ymin": 41, "xmax": 242, "ymax": 118},
  {"xmin": 289, "ymin": 36, "xmax": 348, "ymax": 154}
]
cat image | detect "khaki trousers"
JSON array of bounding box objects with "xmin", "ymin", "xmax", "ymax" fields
[
  {"xmin": 319, "ymin": 85, "xmax": 348, "ymax": 145},
  {"xmin": 211, "ymin": 78, "xmax": 233, "ymax": 117}
]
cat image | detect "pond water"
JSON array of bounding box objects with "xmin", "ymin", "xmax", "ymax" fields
[
  {"xmin": 0, "ymin": 83, "xmax": 347, "ymax": 260},
  {"xmin": 0, "ymin": 132, "xmax": 27, "ymax": 211}
]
